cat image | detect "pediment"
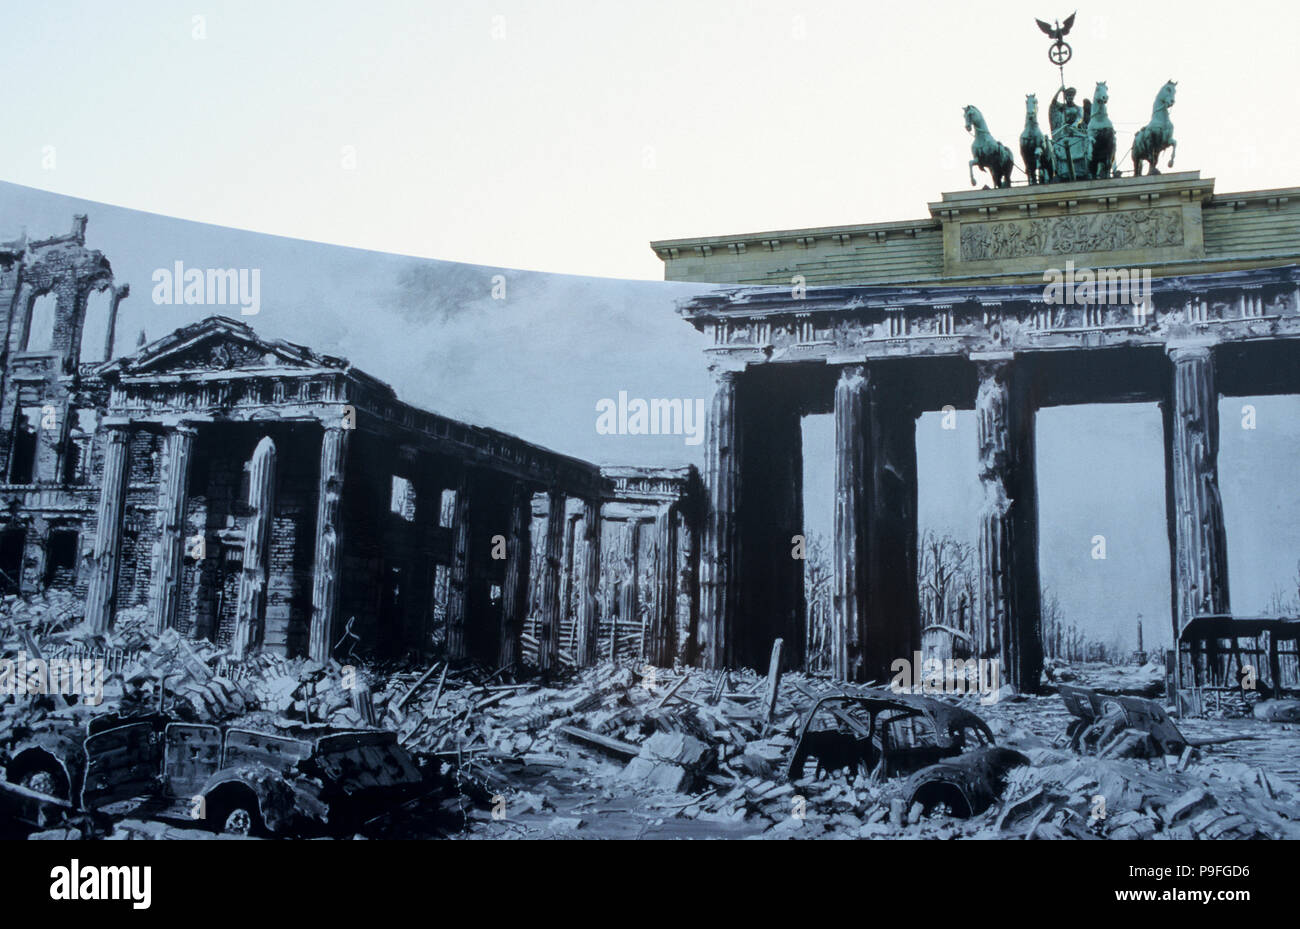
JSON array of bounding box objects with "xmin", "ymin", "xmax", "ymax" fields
[{"xmin": 102, "ymin": 316, "xmax": 346, "ymax": 379}]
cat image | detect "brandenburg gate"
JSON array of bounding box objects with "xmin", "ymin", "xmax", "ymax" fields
[{"xmin": 655, "ymin": 171, "xmax": 1300, "ymax": 691}]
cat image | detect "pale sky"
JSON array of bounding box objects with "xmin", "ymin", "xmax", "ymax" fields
[
  {"xmin": 1, "ymin": 1, "xmax": 1297, "ymax": 280},
  {"xmin": 3, "ymin": 1, "xmax": 1299, "ymax": 651}
]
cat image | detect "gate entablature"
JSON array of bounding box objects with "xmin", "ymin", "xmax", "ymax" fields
[{"xmin": 679, "ymin": 264, "xmax": 1300, "ymax": 367}]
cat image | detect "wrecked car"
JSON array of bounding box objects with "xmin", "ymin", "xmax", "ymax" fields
[
  {"xmin": 78, "ymin": 716, "xmax": 427, "ymax": 836},
  {"xmin": 0, "ymin": 711, "xmax": 150, "ymax": 834},
  {"xmin": 785, "ymin": 691, "xmax": 1028, "ymax": 818},
  {"xmin": 3, "ymin": 715, "xmax": 88, "ymax": 803},
  {"xmin": 1059, "ymin": 685, "xmax": 1188, "ymax": 757},
  {"xmin": 1059, "ymin": 684, "xmax": 1256, "ymax": 758}
]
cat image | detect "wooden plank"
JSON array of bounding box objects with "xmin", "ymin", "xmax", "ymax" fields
[
  {"xmin": 395, "ymin": 661, "xmax": 442, "ymax": 712},
  {"xmin": 557, "ymin": 726, "xmax": 640, "ymax": 760},
  {"xmin": 654, "ymin": 671, "xmax": 689, "ymax": 709},
  {"xmin": 763, "ymin": 638, "xmax": 784, "ymax": 724}
]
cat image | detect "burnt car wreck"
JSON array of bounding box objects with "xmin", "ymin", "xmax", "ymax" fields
[
  {"xmin": 82, "ymin": 716, "xmax": 426, "ymax": 836},
  {"xmin": 785, "ymin": 692, "xmax": 1029, "ymax": 818}
]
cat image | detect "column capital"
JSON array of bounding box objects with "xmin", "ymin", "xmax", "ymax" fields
[
  {"xmin": 156, "ymin": 415, "xmax": 199, "ymax": 433},
  {"xmin": 1166, "ymin": 341, "xmax": 1215, "ymax": 362},
  {"xmin": 835, "ymin": 362, "xmax": 868, "ymax": 387},
  {"xmin": 707, "ymin": 362, "xmax": 745, "ymax": 382}
]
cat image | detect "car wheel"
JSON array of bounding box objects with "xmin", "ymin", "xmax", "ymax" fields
[
  {"xmin": 20, "ymin": 769, "xmax": 59, "ymax": 796},
  {"xmin": 206, "ymin": 787, "xmax": 265, "ymax": 837},
  {"xmin": 10, "ymin": 757, "xmax": 70, "ymax": 801},
  {"xmin": 222, "ymin": 807, "xmax": 256, "ymax": 836},
  {"xmin": 910, "ymin": 783, "xmax": 973, "ymax": 819}
]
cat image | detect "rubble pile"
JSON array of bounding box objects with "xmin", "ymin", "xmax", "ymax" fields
[
  {"xmin": 3, "ymin": 593, "xmax": 1299, "ymax": 839},
  {"xmin": 384, "ymin": 661, "xmax": 1300, "ymax": 840},
  {"xmin": 0, "ymin": 591, "xmax": 386, "ymax": 730}
]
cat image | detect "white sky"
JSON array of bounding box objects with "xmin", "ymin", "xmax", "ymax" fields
[{"xmin": 2, "ymin": 1, "xmax": 1297, "ymax": 280}]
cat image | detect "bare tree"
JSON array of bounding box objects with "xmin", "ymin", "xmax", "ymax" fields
[
  {"xmin": 916, "ymin": 529, "xmax": 975, "ymax": 633},
  {"xmin": 803, "ymin": 531, "xmax": 833, "ymax": 672},
  {"xmin": 1041, "ymin": 588, "xmax": 1065, "ymax": 659}
]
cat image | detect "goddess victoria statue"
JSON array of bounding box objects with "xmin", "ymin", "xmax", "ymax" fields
[{"xmin": 1049, "ymin": 85, "xmax": 1092, "ymax": 182}]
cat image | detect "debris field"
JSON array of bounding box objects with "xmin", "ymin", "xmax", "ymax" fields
[{"xmin": 3, "ymin": 592, "xmax": 1298, "ymax": 840}]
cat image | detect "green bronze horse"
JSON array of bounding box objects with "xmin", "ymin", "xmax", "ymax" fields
[
  {"xmin": 1087, "ymin": 81, "xmax": 1116, "ymax": 180},
  {"xmin": 1020, "ymin": 94, "xmax": 1053, "ymax": 185},
  {"xmin": 1133, "ymin": 80, "xmax": 1177, "ymax": 176},
  {"xmin": 964, "ymin": 105, "xmax": 1014, "ymax": 189}
]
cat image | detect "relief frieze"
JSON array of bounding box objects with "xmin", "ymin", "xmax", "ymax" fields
[{"xmin": 959, "ymin": 207, "xmax": 1184, "ymax": 262}]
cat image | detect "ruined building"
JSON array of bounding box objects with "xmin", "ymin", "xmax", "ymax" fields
[{"xmin": 0, "ymin": 217, "xmax": 701, "ymax": 670}]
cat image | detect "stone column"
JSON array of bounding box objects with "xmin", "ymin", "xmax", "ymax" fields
[
  {"xmin": 700, "ymin": 369, "xmax": 741, "ymax": 669},
  {"xmin": 975, "ymin": 354, "xmax": 1042, "ymax": 693},
  {"xmin": 618, "ymin": 519, "xmax": 643, "ymax": 659},
  {"xmin": 558, "ymin": 507, "xmax": 579, "ymax": 656},
  {"xmin": 103, "ymin": 284, "xmax": 129, "ymax": 362},
  {"xmin": 537, "ymin": 489, "xmax": 566, "ymax": 672},
  {"xmin": 444, "ymin": 472, "xmax": 472, "ymax": 662},
  {"xmin": 648, "ymin": 503, "xmax": 677, "ymax": 666},
  {"xmin": 498, "ymin": 481, "xmax": 532, "ymax": 670},
  {"xmin": 150, "ymin": 423, "xmax": 196, "ymax": 633},
  {"xmin": 575, "ymin": 498, "xmax": 602, "ymax": 667},
  {"xmin": 309, "ymin": 425, "xmax": 349, "ymax": 662},
  {"xmin": 675, "ymin": 506, "xmax": 699, "ymax": 665},
  {"xmin": 85, "ymin": 424, "xmax": 130, "ymax": 632},
  {"xmin": 233, "ymin": 436, "xmax": 276, "ymax": 660},
  {"xmin": 408, "ymin": 468, "xmax": 440, "ymax": 654},
  {"xmin": 1166, "ymin": 345, "xmax": 1230, "ymax": 633},
  {"xmin": 832, "ymin": 366, "xmax": 869, "ymax": 681}
]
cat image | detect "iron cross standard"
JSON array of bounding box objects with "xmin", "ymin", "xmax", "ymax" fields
[{"xmin": 1036, "ymin": 11, "xmax": 1076, "ymax": 88}]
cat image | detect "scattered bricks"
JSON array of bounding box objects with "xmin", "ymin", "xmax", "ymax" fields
[
  {"xmin": 767, "ymin": 815, "xmax": 804, "ymax": 836},
  {"xmin": 997, "ymin": 786, "xmax": 1048, "ymax": 832},
  {"xmin": 1096, "ymin": 728, "xmax": 1149, "ymax": 759},
  {"xmin": 26, "ymin": 827, "xmax": 84, "ymax": 841},
  {"xmin": 757, "ymin": 783, "xmax": 794, "ymax": 803},
  {"xmin": 639, "ymin": 732, "xmax": 712, "ymax": 769},
  {"xmin": 1162, "ymin": 788, "xmax": 1218, "ymax": 825},
  {"xmin": 620, "ymin": 730, "xmax": 712, "ymax": 793},
  {"xmin": 621, "ymin": 758, "xmax": 688, "ymax": 792},
  {"xmin": 1199, "ymin": 813, "xmax": 1249, "ymax": 840},
  {"xmin": 889, "ymin": 798, "xmax": 906, "ymax": 827},
  {"xmin": 1106, "ymin": 810, "xmax": 1157, "ymax": 840},
  {"xmin": 1187, "ymin": 808, "xmax": 1223, "ymax": 836}
]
